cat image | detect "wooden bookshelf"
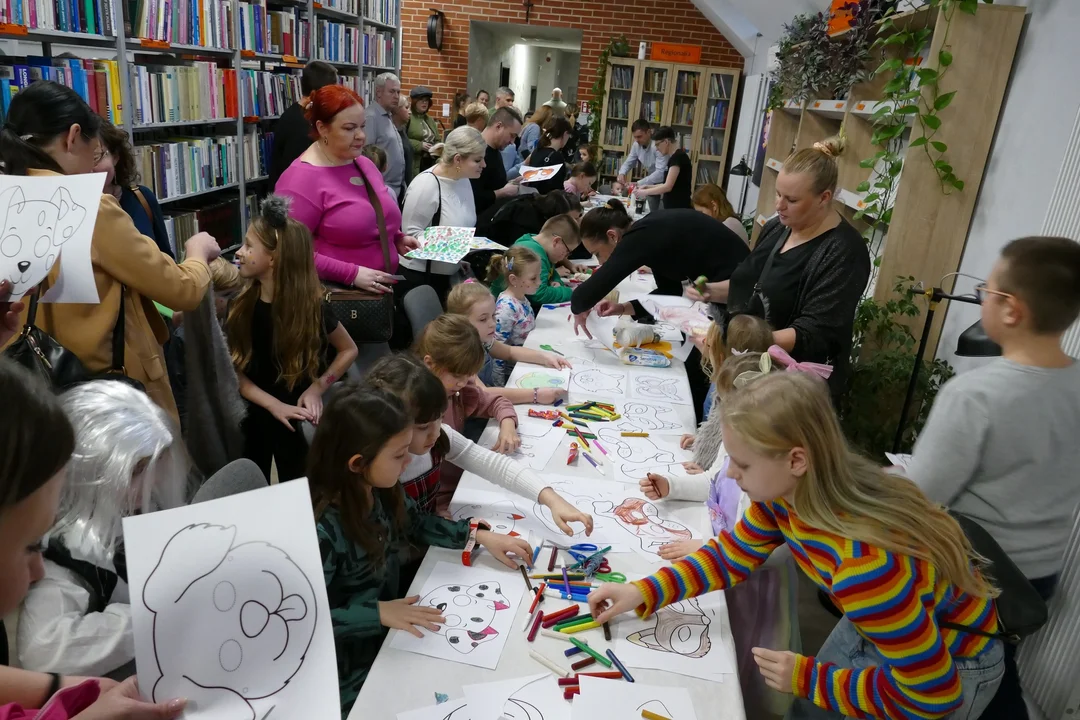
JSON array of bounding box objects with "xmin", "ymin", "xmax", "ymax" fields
[{"xmin": 751, "ymin": 4, "xmax": 1025, "ymax": 357}]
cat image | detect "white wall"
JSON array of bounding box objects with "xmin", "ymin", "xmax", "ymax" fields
[
  {"xmin": 467, "ymin": 23, "xmax": 519, "ymax": 102},
  {"xmin": 937, "ymin": 0, "xmax": 1080, "ymax": 372}
]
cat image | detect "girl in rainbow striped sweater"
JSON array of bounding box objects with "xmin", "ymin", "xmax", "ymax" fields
[{"xmin": 591, "ymin": 372, "xmax": 1004, "ymax": 720}]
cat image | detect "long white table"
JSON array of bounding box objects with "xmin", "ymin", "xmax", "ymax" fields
[{"xmin": 352, "ymin": 275, "xmax": 745, "ymax": 720}]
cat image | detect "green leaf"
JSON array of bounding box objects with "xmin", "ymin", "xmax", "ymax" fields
[
  {"xmin": 874, "ymin": 256, "xmax": 883, "ymax": 268},
  {"xmin": 939, "ymin": 50, "xmax": 953, "ymax": 67},
  {"xmin": 934, "ymin": 161, "xmax": 953, "ymax": 173},
  {"xmin": 882, "ymin": 208, "xmax": 893, "ymax": 224},
  {"xmin": 931, "ymin": 141, "xmax": 948, "ymax": 153},
  {"xmin": 891, "ymin": 160, "xmax": 904, "ymax": 175},
  {"xmin": 854, "ymin": 210, "xmax": 866, "ymax": 221},
  {"xmin": 856, "ymin": 181, "xmax": 871, "ymax": 192},
  {"xmin": 860, "ymin": 157, "xmax": 878, "ymax": 169},
  {"xmin": 875, "ymin": 57, "xmax": 904, "ymax": 75},
  {"xmin": 916, "ymin": 68, "xmax": 939, "ymax": 83},
  {"xmin": 899, "ymin": 90, "xmax": 922, "ymax": 102},
  {"xmin": 883, "ymin": 78, "xmax": 908, "ymax": 95},
  {"xmin": 909, "ymin": 136, "xmax": 928, "ymax": 147},
  {"xmin": 953, "ymin": 179, "xmax": 966, "ymax": 191},
  {"xmin": 864, "ymin": 193, "xmax": 881, "ymax": 204},
  {"xmin": 960, "ymin": 0, "xmax": 978, "ymax": 14},
  {"xmin": 896, "ymin": 104, "xmax": 919, "ymax": 114},
  {"xmin": 922, "ymin": 113, "xmax": 942, "ymax": 130},
  {"xmin": 934, "ymin": 91, "xmax": 957, "ymax": 111}
]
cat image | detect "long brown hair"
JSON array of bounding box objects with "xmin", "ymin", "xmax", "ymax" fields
[
  {"xmin": 691, "ymin": 184, "xmax": 736, "ymax": 222},
  {"xmin": 226, "ymin": 196, "xmax": 325, "ymax": 391},
  {"xmin": 307, "ymin": 384, "xmax": 411, "ymax": 564},
  {"xmin": 366, "ymin": 354, "xmax": 451, "ymax": 456},
  {"xmin": 98, "ymin": 120, "xmax": 139, "ymax": 188}
]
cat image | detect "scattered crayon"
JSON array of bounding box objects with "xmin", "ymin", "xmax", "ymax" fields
[
  {"xmin": 563, "ymin": 688, "xmax": 579, "ymax": 700},
  {"xmin": 641, "ymin": 710, "xmax": 672, "ymax": 720},
  {"xmin": 519, "ymin": 565, "xmax": 534, "ymax": 592},
  {"xmin": 571, "ymin": 657, "xmax": 596, "ymax": 671},
  {"xmin": 621, "ymin": 431, "xmax": 649, "ymax": 437},
  {"xmin": 564, "ymin": 646, "xmax": 584, "ymax": 657},
  {"xmin": 569, "ymin": 637, "xmax": 613, "ymax": 668},
  {"xmin": 540, "ymin": 629, "xmax": 575, "ymax": 643},
  {"xmin": 547, "ymin": 546, "xmax": 558, "ymax": 572},
  {"xmin": 560, "ymin": 620, "xmax": 602, "ymax": 635},
  {"xmin": 578, "ymin": 671, "xmax": 623, "ymax": 679},
  {"xmin": 606, "ymin": 649, "xmax": 634, "ymax": 682},
  {"xmin": 557, "ymin": 677, "xmax": 579, "ymax": 687},
  {"xmin": 529, "ymin": 649, "xmax": 569, "ymax": 678},
  {"xmin": 603, "ymin": 621, "xmax": 612, "ymax": 641},
  {"xmin": 526, "ymin": 610, "xmax": 544, "ymax": 642}
]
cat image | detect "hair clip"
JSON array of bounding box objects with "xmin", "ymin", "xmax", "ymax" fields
[
  {"xmin": 463, "ymin": 278, "xmax": 478, "ymax": 284},
  {"xmin": 730, "ymin": 348, "xmax": 750, "ymax": 356},
  {"xmin": 733, "ymin": 353, "xmax": 772, "ymax": 389},
  {"xmin": 506, "ymin": 256, "xmax": 514, "ymax": 273}
]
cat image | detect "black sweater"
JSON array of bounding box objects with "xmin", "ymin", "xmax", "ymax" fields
[
  {"xmin": 269, "ymin": 102, "xmax": 311, "ymax": 189},
  {"xmin": 471, "ymin": 144, "xmax": 508, "ymax": 215},
  {"xmin": 570, "ymin": 210, "xmax": 749, "ymax": 314}
]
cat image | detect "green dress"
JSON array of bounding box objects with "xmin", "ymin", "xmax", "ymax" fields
[
  {"xmin": 406, "ymin": 111, "xmax": 440, "ymax": 177},
  {"xmin": 488, "ymin": 235, "xmax": 572, "ymax": 306},
  {"xmin": 318, "ymin": 497, "xmax": 470, "ymax": 717}
]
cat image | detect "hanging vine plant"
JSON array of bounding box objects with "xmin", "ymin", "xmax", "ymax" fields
[
  {"xmin": 767, "ymin": 12, "xmax": 830, "ymax": 110},
  {"xmin": 586, "ymin": 35, "xmax": 631, "ymax": 159}
]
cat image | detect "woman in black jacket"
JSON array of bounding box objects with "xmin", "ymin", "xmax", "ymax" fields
[
  {"xmin": 520, "ymin": 117, "xmax": 573, "ymax": 195},
  {"xmin": 475, "ymin": 189, "xmax": 579, "ymax": 247}
]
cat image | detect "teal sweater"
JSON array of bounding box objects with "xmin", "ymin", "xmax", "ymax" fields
[{"xmin": 488, "ymin": 235, "xmax": 572, "ymax": 305}]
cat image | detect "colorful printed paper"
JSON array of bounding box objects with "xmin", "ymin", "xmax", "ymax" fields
[
  {"xmin": 518, "ymin": 164, "xmax": 563, "ymax": 184},
  {"xmin": 405, "ymin": 226, "xmax": 484, "ymax": 263}
]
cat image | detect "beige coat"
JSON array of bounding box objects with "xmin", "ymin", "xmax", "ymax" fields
[{"xmin": 7, "ymin": 169, "xmax": 211, "ymax": 422}]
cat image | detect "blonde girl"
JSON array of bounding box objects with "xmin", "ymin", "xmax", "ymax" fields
[
  {"xmin": 447, "ymin": 282, "xmax": 571, "ymax": 402},
  {"xmin": 227, "ymin": 195, "xmax": 359, "ymax": 481},
  {"xmin": 594, "ymin": 371, "xmax": 1003, "ymax": 720},
  {"xmin": 482, "ymin": 245, "xmax": 547, "ymax": 386}
]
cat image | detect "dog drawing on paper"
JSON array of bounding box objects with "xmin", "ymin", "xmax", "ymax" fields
[
  {"xmin": 627, "ymin": 597, "xmax": 712, "ymax": 658},
  {"xmin": 452, "ymin": 501, "xmax": 526, "ymax": 537},
  {"xmin": 594, "ymin": 498, "xmax": 692, "ymax": 554},
  {"xmin": 0, "ymin": 186, "xmax": 86, "ymax": 295},
  {"xmin": 416, "ymin": 581, "xmax": 510, "ymax": 653}
]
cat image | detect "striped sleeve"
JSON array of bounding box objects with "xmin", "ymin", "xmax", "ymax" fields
[
  {"xmin": 631, "ymin": 501, "xmax": 784, "ymax": 617},
  {"xmin": 792, "ymin": 555, "xmax": 964, "ymax": 720}
]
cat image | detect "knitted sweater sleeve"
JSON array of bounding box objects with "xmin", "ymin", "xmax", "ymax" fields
[{"xmin": 442, "ymin": 425, "xmax": 548, "ymax": 500}]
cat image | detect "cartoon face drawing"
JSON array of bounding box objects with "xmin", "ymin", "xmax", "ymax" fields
[
  {"xmin": 416, "ymin": 581, "xmax": 510, "ymax": 653},
  {"xmin": 619, "ymin": 401, "xmax": 682, "ymax": 431},
  {"xmin": 452, "ymin": 501, "xmax": 526, "ymax": 536},
  {"xmin": 569, "ymin": 368, "xmax": 626, "ymax": 397},
  {"xmin": 516, "ymin": 371, "xmax": 566, "ymax": 390},
  {"xmin": 0, "ymin": 186, "xmax": 86, "ymax": 295},
  {"xmin": 635, "ymin": 376, "xmax": 685, "ymax": 402},
  {"xmin": 594, "ymin": 498, "xmax": 692, "ymax": 554},
  {"xmin": 627, "ymin": 597, "xmax": 712, "ymax": 658},
  {"xmin": 142, "ymin": 524, "xmax": 317, "ymax": 720}
]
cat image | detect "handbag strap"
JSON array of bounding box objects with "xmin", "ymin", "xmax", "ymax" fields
[
  {"xmin": 353, "ymin": 159, "xmax": 392, "ymax": 273},
  {"xmin": 112, "ymin": 286, "xmax": 127, "ymax": 373},
  {"xmin": 132, "ymin": 186, "xmax": 153, "ymax": 221}
]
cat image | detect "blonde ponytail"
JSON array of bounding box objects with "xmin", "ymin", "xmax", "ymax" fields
[{"xmin": 784, "ymin": 134, "xmax": 845, "ymax": 195}]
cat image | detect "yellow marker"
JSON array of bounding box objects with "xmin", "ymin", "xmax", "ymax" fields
[
  {"xmin": 621, "ymin": 431, "xmax": 649, "ymax": 437},
  {"xmin": 559, "ymin": 620, "xmax": 602, "ymax": 634}
]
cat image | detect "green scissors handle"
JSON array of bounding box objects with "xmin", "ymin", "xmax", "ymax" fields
[{"xmin": 594, "ymin": 571, "xmax": 627, "ymax": 583}]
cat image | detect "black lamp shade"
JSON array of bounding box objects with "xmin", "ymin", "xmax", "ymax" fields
[
  {"xmin": 730, "ymin": 158, "xmax": 751, "ymax": 177},
  {"xmin": 956, "ymin": 319, "xmax": 1002, "ymax": 357}
]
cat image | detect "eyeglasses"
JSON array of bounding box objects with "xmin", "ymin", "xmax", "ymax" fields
[
  {"xmin": 92, "ymin": 147, "xmax": 110, "ymax": 165},
  {"xmin": 974, "ymin": 283, "xmax": 1013, "ymax": 303}
]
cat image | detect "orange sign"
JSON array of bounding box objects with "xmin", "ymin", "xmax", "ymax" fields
[
  {"xmin": 139, "ymin": 38, "xmax": 171, "ymax": 49},
  {"xmin": 828, "ymin": 0, "xmax": 855, "ymax": 34},
  {"xmin": 650, "ymin": 43, "xmax": 702, "ymax": 64},
  {"xmin": 0, "ymin": 23, "xmax": 28, "ymax": 35}
]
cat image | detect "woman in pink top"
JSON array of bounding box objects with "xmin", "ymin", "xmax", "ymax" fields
[{"xmin": 275, "ymin": 85, "xmax": 419, "ymax": 295}]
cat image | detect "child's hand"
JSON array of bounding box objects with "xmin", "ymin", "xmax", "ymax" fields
[
  {"xmin": 640, "ymin": 473, "xmax": 670, "ymax": 500},
  {"xmin": 542, "ymin": 352, "xmax": 573, "ymax": 370},
  {"xmin": 538, "ymin": 488, "xmax": 594, "ymax": 536},
  {"xmin": 682, "ymin": 461, "xmax": 704, "ymax": 475},
  {"xmin": 298, "ymin": 385, "xmax": 326, "ymax": 425},
  {"xmin": 494, "ymin": 421, "xmax": 520, "ymax": 454},
  {"xmin": 536, "ymin": 387, "xmax": 567, "ymax": 405},
  {"xmin": 378, "ymin": 596, "xmax": 445, "ymax": 638},
  {"xmin": 269, "ymin": 400, "xmax": 313, "ymax": 431},
  {"xmin": 476, "ymin": 530, "xmax": 533, "ymax": 569},
  {"xmin": 680, "ymin": 433, "xmax": 695, "ymax": 449},
  {"xmin": 658, "ymin": 538, "xmax": 705, "ymax": 560},
  {"xmin": 752, "ymin": 649, "xmax": 800, "ymax": 694},
  {"xmin": 588, "ymin": 582, "xmax": 645, "ymax": 624}
]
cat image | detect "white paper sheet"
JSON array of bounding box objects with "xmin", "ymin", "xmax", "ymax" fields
[
  {"xmin": 886, "ymin": 452, "xmax": 912, "ymax": 471},
  {"xmin": 463, "ymin": 672, "xmax": 569, "ymax": 720},
  {"xmin": 612, "ymin": 592, "xmax": 734, "ymax": 681},
  {"xmin": 397, "ymin": 698, "xmax": 468, "ymax": 720},
  {"xmin": 507, "ymin": 364, "xmax": 571, "ymax": 391},
  {"xmin": 519, "ymin": 164, "xmax": 564, "ymax": 183},
  {"xmin": 450, "ymin": 487, "xmax": 562, "ymax": 542},
  {"xmin": 583, "ymin": 313, "xmax": 619, "ymax": 358},
  {"xmin": 616, "ymin": 400, "xmax": 690, "ymax": 433},
  {"xmin": 572, "ymin": 677, "xmax": 699, "ymax": 720},
  {"xmin": 595, "ymin": 427, "xmax": 692, "ymax": 485},
  {"xmin": 629, "ymin": 368, "xmax": 694, "ymax": 406},
  {"xmin": 478, "ymin": 416, "xmax": 564, "ymax": 471},
  {"xmin": 0, "ymin": 173, "xmax": 105, "ymax": 302},
  {"xmin": 389, "ymin": 561, "xmax": 526, "ymax": 670},
  {"xmin": 122, "ymin": 480, "xmax": 339, "ymax": 720},
  {"xmin": 568, "ymin": 366, "xmax": 628, "ymax": 401}
]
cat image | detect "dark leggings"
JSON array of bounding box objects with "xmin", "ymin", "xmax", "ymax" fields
[{"xmin": 242, "ymin": 403, "xmax": 310, "ymax": 482}]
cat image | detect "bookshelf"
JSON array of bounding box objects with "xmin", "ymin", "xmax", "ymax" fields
[
  {"xmin": 597, "ymin": 57, "xmax": 740, "ymax": 193},
  {"xmin": 0, "ymin": 0, "xmax": 399, "ymax": 239}
]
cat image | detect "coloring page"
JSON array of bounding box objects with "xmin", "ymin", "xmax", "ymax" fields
[
  {"xmin": 449, "ymin": 487, "xmax": 554, "ymax": 542},
  {"xmin": 583, "ymin": 313, "xmax": 619, "ymax": 358},
  {"xmin": 507, "ymin": 364, "xmax": 570, "ymax": 391},
  {"xmin": 406, "ymin": 226, "xmax": 477, "ymax": 264},
  {"xmin": 568, "ymin": 367, "xmax": 627, "ymax": 401},
  {"xmin": 389, "ymin": 561, "xmax": 525, "ymax": 670},
  {"xmin": 572, "ymin": 677, "xmax": 699, "ymax": 720},
  {"xmin": 529, "ymin": 476, "xmax": 631, "ymax": 552},
  {"xmin": 464, "ymin": 672, "xmax": 569, "ymax": 720},
  {"xmin": 518, "ymin": 164, "xmax": 563, "ymax": 184},
  {"xmin": 592, "ymin": 496, "xmax": 700, "ymax": 563},
  {"xmin": 397, "ymin": 698, "xmax": 468, "ymax": 720},
  {"xmin": 613, "ymin": 593, "xmax": 734, "ymax": 681},
  {"xmin": 0, "ymin": 173, "xmax": 105, "ymax": 303},
  {"xmin": 629, "ymin": 369, "xmax": 694, "ymax": 406},
  {"xmin": 616, "ymin": 400, "xmax": 690, "ymax": 433},
  {"xmin": 595, "ymin": 427, "xmax": 691, "ymax": 485},
  {"xmin": 122, "ymin": 480, "xmax": 338, "ymax": 720},
  {"xmin": 477, "ymin": 417, "xmax": 563, "ymax": 471}
]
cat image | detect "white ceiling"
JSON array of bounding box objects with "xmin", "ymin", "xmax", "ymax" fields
[{"xmin": 691, "ymin": 0, "xmax": 830, "ymax": 67}]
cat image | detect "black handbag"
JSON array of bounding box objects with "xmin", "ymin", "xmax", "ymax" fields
[
  {"xmin": 4, "ymin": 285, "xmax": 145, "ymax": 392},
  {"xmin": 323, "ymin": 160, "xmax": 395, "ymax": 343},
  {"xmin": 939, "ymin": 511, "xmax": 1049, "ymax": 643}
]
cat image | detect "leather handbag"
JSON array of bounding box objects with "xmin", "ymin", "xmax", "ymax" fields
[
  {"xmin": 4, "ymin": 285, "xmax": 145, "ymax": 391},
  {"xmin": 323, "ymin": 160, "xmax": 395, "ymax": 343}
]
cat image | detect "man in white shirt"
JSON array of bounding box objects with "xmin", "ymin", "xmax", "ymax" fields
[
  {"xmin": 363, "ymin": 72, "xmax": 406, "ymax": 198},
  {"xmin": 617, "ymin": 119, "xmax": 667, "ymax": 212}
]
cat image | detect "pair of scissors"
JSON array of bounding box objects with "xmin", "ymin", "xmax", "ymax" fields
[{"xmin": 594, "ymin": 571, "xmax": 627, "ymax": 584}]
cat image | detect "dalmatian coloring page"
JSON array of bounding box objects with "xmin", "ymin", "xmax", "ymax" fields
[
  {"xmin": 451, "ymin": 498, "xmax": 527, "ymax": 537},
  {"xmin": 389, "ymin": 561, "xmax": 526, "ymax": 670},
  {"xmin": 628, "ymin": 369, "xmax": 694, "ymax": 406},
  {"xmin": 123, "ymin": 480, "xmax": 339, "ymax": 720}
]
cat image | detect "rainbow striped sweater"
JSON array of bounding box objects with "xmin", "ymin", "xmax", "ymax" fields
[{"xmin": 632, "ymin": 499, "xmax": 999, "ymax": 720}]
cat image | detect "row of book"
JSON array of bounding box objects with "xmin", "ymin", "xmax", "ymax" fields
[
  {"xmin": 603, "ymin": 123, "xmax": 624, "ymax": 146},
  {"xmin": 133, "ymin": 134, "xmax": 239, "ymax": 200},
  {"xmin": 165, "ymin": 195, "xmax": 244, "ymax": 260},
  {"xmin": 672, "ymin": 98, "xmax": 696, "ymax": 126},
  {"xmin": 675, "ymin": 71, "xmax": 699, "ymax": 96},
  {"xmin": 239, "ymin": 68, "xmax": 300, "ymax": 118},
  {"xmin": 642, "ymin": 69, "xmax": 667, "ymax": 94},
  {"xmin": 131, "ymin": 62, "xmax": 233, "ymax": 125},
  {"xmin": 695, "ymin": 164, "xmax": 714, "ymax": 185},
  {"xmin": 130, "ymin": 0, "xmax": 233, "ymax": 48},
  {"xmin": 599, "ymin": 152, "xmax": 620, "ymax": 177},
  {"xmin": 1, "ymin": 0, "xmax": 117, "ymax": 35},
  {"xmin": 700, "ymin": 134, "xmax": 725, "ymax": 155},
  {"xmin": 242, "ymin": 126, "xmax": 272, "ymax": 179},
  {"xmin": 610, "ymin": 66, "xmax": 634, "ymax": 91},
  {"xmin": 606, "ymin": 97, "xmax": 629, "ymax": 120},
  {"xmin": 638, "ymin": 98, "xmax": 662, "ymax": 123},
  {"xmin": 266, "ymin": 8, "xmax": 308, "ymax": 58},
  {"xmin": 704, "ymin": 100, "xmax": 728, "ymax": 129},
  {"xmin": 315, "ymin": 19, "xmax": 360, "ymax": 64},
  {"xmin": 708, "ymin": 73, "xmax": 732, "ymax": 100},
  {"xmin": 0, "ymin": 58, "xmax": 122, "ymax": 125},
  {"xmin": 361, "ymin": 0, "xmax": 395, "ymax": 25},
  {"xmin": 318, "ymin": 0, "xmax": 357, "ymax": 15},
  {"xmin": 361, "ymin": 26, "xmax": 394, "ymax": 68}
]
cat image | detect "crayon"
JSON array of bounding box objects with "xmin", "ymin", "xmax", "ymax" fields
[
  {"xmin": 554, "ymin": 614, "xmax": 596, "ymax": 631},
  {"xmin": 564, "ymin": 646, "xmax": 584, "ymax": 657},
  {"xmin": 563, "ymin": 688, "xmax": 579, "ymax": 700},
  {"xmin": 540, "ymin": 628, "xmax": 576, "ymax": 643},
  {"xmin": 560, "ymin": 620, "xmax": 602, "ymax": 635},
  {"xmin": 621, "ymin": 431, "xmax": 649, "ymax": 437},
  {"xmin": 593, "ymin": 439, "xmax": 609, "ymax": 457},
  {"xmin": 541, "ymin": 606, "xmax": 579, "ymax": 628},
  {"xmin": 557, "ymin": 677, "xmax": 580, "ymax": 687},
  {"xmin": 571, "ymin": 429, "xmax": 590, "ymax": 449},
  {"xmin": 641, "ymin": 711, "xmax": 672, "ymax": 720},
  {"xmin": 527, "ymin": 610, "xmax": 544, "ymax": 642},
  {"xmin": 569, "ymin": 637, "xmax": 613, "ymax": 668},
  {"xmin": 547, "ymin": 546, "xmax": 558, "ymax": 572},
  {"xmin": 603, "ymin": 621, "xmax": 612, "ymax": 641},
  {"xmin": 532, "ymin": 545, "xmax": 541, "ymax": 564},
  {"xmin": 519, "ymin": 565, "xmax": 534, "ymax": 592},
  {"xmin": 571, "ymin": 657, "xmax": 596, "ymax": 671},
  {"xmin": 529, "ymin": 649, "xmax": 569, "ymax": 678},
  {"xmin": 565, "ymin": 429, "xmax": 597, "ymax": 439},
  {"xmin": 606, "ymin": 649, "xmax": 634, "ymax": 682},
  {"xmin": 578, "ymin": 671, "xmax": 624, "ymax": 679}
]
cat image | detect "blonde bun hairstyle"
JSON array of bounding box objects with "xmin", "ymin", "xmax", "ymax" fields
[{"xmin": 784, "ymin": 134, "xmax": 846, "ymax": 195}]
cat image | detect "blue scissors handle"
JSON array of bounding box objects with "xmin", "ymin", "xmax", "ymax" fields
[{"xmin": 570, "ymin": 544, "xmax": 599, "ymax": 553}]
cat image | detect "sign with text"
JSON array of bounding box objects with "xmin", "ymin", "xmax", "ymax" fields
[{"xmin": 650, "ymin": 43, "xmax": 702, "ymax": 64}]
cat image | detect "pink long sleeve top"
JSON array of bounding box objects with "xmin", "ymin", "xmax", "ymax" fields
[{"xmin": 275, "ymin": 155, "xmax": 405, "ymax": 285}]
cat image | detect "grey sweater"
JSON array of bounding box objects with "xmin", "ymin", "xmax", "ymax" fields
[{"xmin": 908, "ymin": 358, "xmax": 1080, "ymax": 579}]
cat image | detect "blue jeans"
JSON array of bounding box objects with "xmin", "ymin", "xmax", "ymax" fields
[{"xmin": 786, "ymin": 617, "xmax": 1005, "ymax": 720}]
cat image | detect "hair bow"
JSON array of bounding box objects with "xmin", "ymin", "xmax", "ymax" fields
[
  {"xmin": 463, "ymin": 278, "xmax": 478, "ymax": 284},
  {"xmin": 733, "ymin": 352, "xmax": 772, "ymax": 389},
  {"xmin": 767, "ymin": 345, "xmax": 833, "ymax": 380}
]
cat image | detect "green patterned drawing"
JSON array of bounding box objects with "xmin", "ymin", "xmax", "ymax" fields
[{"xmin": 515, "ymin": 371, "xmax": 567, "ymax": 389}]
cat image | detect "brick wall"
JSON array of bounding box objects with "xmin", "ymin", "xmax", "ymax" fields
[{"xmin": 400, "ymin": 0, "xmax": 744, "ymax": 112}]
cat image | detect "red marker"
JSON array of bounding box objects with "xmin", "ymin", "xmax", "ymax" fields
[
  {"xmin": 527, "ymin": 610, "xmax": 544, "ymax": 642},
  {"xmin": 528, "ymin": 583, "xmax": 546, "ymax": 614}
]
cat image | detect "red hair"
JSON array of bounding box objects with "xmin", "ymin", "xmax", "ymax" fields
[{"xmin": 304, "ymin": 85, "xmax": 364, "ymax": 139}]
